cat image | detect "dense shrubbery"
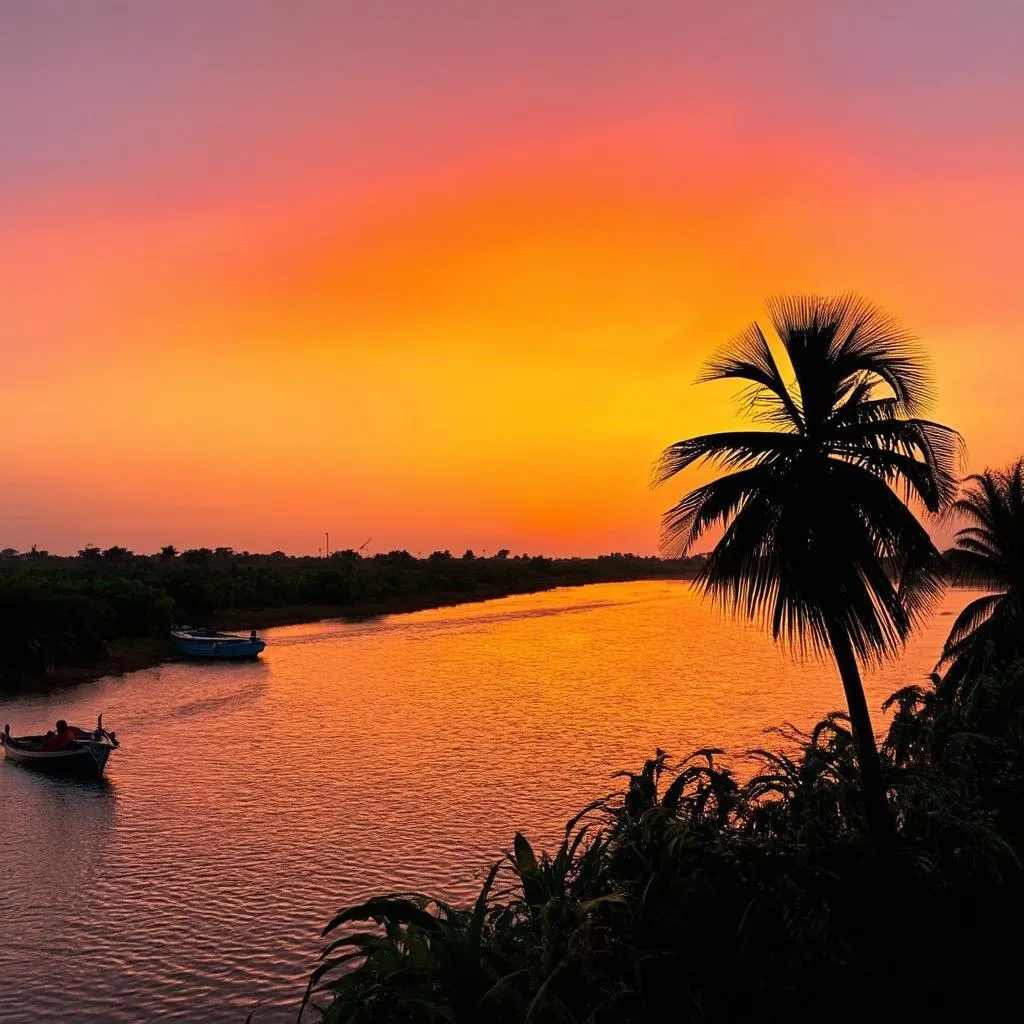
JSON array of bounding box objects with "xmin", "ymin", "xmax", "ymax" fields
[
  {"xmin": 0, "ymin": 571, "xmax": 173, "ymax": 674},
  {"xmin": 0, "ymin": 550, "xmax": 703, "ymax": 680},
  {"xmin": 302, "ymin": 664, "xmax": 1024, "ymax": 1024}
]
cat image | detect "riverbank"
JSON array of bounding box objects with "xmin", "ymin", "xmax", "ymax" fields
[
  {"xmin": 0, "ymin": 554, "xmax": 705, "ymax": 692},
  {"xmin": 211, "ymin": 573, "xmax": 667, "ymax": 629},
  {"xmin": 0, "ymin": 637, "xmax": 175, "ymax": 693}
]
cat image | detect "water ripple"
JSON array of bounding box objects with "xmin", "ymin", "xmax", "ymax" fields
[{"xmin": 0, "ymin": 581, "xmax": 980, "ymax": 1023}]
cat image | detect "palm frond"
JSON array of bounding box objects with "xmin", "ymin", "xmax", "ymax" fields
[
  {"xmin": 828, "ymin": 293, "xmax": 932, "ymax": 416},
  {"xmin": 765, "ymin": 293, "xmax": 932, "ymax": 425},
  {"xmin": 660, "ymin": 466, "xmax": 766, "ymax": 557},
  {"xmin": 938, "ymin": 593, "xmax": 1004, "ymax": 665},
  {"xmin": 950, "ymin": 547, "xmax": 1008, "ymax": 589},
  {"xmin": 952, "ymin": 526, "xmax": 1001, "ymax": 559},
  {"xmin": 829, "ymin": 418, "xmax": 963, "ymax": 511},
  {"xmin": 697, "ymin": 320, "xmax": 804, "ymax": 432},
  {"xmin": 939, "ymin": 459, "xmax": 1024, "ymax": 694},
  {"xmin": 828, "ymin": 394, "xmax": 899, "ymax": 428},
  {"xmin": 653, "ymin": 431, "xmax": 800, "ymax": 485}
]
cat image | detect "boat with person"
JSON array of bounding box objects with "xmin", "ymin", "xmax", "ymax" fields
[
  {"xmin": 171, "ymin": 627, "xmax": 267, "ymax": 660},
  {"xmin": 1, "ymin": 715, "xmax": 120, "ymax": 778}
]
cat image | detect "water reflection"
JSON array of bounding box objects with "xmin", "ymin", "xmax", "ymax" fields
[
  {"xmin": 163, "ymin": 661, "xmax": 270, "ymax": 721},
  {"xmin": 1, "ymin": 774, "xmax": 117, "ymax": 1003},
  {"xmin": 0, "ymin": 582, "xmax": 981, "ymax": 1023},
  {"xmin": 3, "ymin": 770, "xmax": 117, "ymax": 859}
]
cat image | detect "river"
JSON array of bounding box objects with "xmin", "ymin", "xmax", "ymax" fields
[{"xmin": 0, "ymin": 580, "xmax": 976, "ymax": 1023}]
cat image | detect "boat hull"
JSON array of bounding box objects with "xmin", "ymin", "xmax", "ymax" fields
[
  {"xmin": 171, "ymin": 634, "xmax": 266, "ymax": 659},
  {"xmin": 1, "ymin": 738, "xmax": 113, "ymax": 778}
]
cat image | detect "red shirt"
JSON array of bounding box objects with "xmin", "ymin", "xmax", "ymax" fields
[{"xmin": 40, "ymin": 731, "xmax": 73, "ymax": 752}]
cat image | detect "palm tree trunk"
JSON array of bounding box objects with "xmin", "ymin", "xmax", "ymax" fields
[{"xmin": 826, "ymin": 623, "xmax": 899, "ymax": 861}]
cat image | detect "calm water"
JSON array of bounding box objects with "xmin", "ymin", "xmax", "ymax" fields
[{"xmin": 0, "ymin": 581, "xmax": 976, "ymax": 1024}]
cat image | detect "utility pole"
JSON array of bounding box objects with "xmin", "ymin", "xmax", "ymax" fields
[{"xmin": 325, "ymin": 532, "xmax": 329, "ymax": 559}]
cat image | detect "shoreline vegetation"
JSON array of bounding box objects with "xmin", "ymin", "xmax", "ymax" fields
[{"xmin": 0, "ymin": 547, "xmax": 706, "ymax": 692}]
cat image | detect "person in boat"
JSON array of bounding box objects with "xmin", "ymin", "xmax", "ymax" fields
[{"xmin": 39, "ymin": 720, "xmax": 76, "ymax": 752}]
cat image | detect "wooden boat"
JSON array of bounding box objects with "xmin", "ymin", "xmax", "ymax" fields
[
  {"xmin": 171, "ymin": 627, "xmax": 267, "ymax": 660},
  {"xmin": 1, "ymin": 715, "xmax": 119, "ymax": 778}
]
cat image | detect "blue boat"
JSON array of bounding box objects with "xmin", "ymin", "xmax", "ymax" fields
[{"xmin": 171, "ymin": 628, "xmax": 267, "ymax": 660}]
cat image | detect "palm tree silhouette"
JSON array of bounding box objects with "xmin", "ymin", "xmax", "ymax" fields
[
  {"xmin": 939, "ymin": 459, "xmax": 1024, "ymax": 694},
  {"xmin": 656, "ymin": 294, "xmax": 962, "ymax": 856}
]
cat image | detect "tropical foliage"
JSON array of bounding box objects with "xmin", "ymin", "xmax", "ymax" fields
[
  {"xmin": 939, "ymin": 458, "xmax": 1024, "ymax": 696},
  {"xmin": 302, "ymin": 664, "xmax": 1024, "ymax": 1024},
  {"xmin": 655, "ymin": 294, "xmax": 962, "ymax": 854}
]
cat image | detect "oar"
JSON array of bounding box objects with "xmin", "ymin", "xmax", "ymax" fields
[{"xmin": 95, "ymin": 713, "xmax": 120, "ymax": 748}]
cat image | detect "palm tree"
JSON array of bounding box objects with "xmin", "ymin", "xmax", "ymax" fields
[
  {"xmin": 655, "ymin": 294, "xmax": 962, "ymax": 857},
  {"xmin": 938, "ymin": 459, "xmax": 1024, "ymax": 695}
]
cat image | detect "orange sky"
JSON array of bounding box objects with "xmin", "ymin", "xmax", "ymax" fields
[{"xmin": 1, "ymin": 2, "xmax": 1022, "ymax": 555}]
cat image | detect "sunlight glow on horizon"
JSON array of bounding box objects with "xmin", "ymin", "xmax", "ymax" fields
[{"xmin": 2, "ymin": 2, "xmax": 1022, "ymax": 555}]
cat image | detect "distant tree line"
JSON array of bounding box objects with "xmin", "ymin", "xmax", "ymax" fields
[{"xmin": 0, "ymin": 548, "xmax": 707, "ymax": 681}]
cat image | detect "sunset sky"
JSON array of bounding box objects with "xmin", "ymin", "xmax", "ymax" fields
[{"xmin": 2, "ymin": 1, "xmax": 1022, "ymax": 556}]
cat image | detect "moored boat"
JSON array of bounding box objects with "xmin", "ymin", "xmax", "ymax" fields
[
  {"xmin": 171, "ymin": 627, "xmax": 267, "ymax": 660},
  {"xmin": 1, "ymin": 715, "xmax": 120, "ymax": 778}
]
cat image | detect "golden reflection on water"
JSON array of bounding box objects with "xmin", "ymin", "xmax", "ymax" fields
[{"xmin": 0, "ymin": 581, "xmax": 979, "ymax": 1023}]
